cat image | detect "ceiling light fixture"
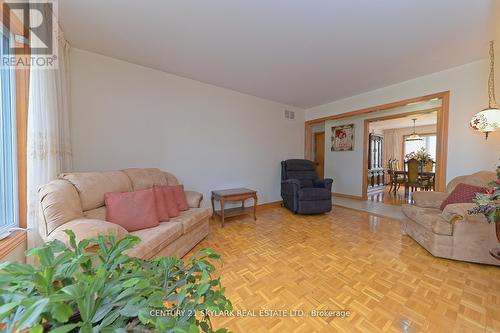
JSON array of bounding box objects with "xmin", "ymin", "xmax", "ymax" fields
[
  {"xmin": 470, "ymin": 41, "xmax": 500, "ymax": 139},
  {"xmin": 406, "ymin": 119, "xmax": 423, "ymax": 142}
]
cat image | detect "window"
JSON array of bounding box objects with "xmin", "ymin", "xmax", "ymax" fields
[
  {"xmin": 404, "ymin": 134, "xmax": 437, "ymax": 161},
  {"xmin": 0, "ymin": 30, "xmax": 18, "ymax": 234}
]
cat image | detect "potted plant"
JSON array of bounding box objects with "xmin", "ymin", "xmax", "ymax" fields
[
  {"xmin": 405, "ymin": 148, "xmax": 434, "ymax": 171},
  {"xmin": 0, "ymin": 231, "xmax": 232, "ymax": 332}
]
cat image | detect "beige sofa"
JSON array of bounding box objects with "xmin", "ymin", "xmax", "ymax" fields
[
  {"xmin": 38, "ymin": 168, "xmax": 211, "ymax": 259},
  {"xmin": 401, "ymin": 171, "xmax": 498, "ymax": 266}
]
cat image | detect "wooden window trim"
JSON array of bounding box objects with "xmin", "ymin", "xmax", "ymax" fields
[
  {"xmin": 0, "ymin": 230, "xmax": 26, "ymax": 259},
  {"xmin": 1, "ymin": 1, "xmax": 30, "ymax": 233}
]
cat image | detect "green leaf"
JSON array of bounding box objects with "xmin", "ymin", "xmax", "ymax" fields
[
  {"xmin": 29, "ymin": 325, "xmax": 43, "ymax": 333},
  {"xmin": 50, "ymin": 323, "xmax": 81, "ymax": 333},
  {"xmin": 16, "ymin": 298, "xmax": 49, "ymax": 330},
  {"xmin": 198, "ymin": 283, "xmax": 210, "ymax": 295},
  {"xmin": 121, "ymin": 278, "xmax": 140, "ymax": 288},
  {"xmin": 51, "ymin": 303, "xmax": 74, "ymax": 323}
]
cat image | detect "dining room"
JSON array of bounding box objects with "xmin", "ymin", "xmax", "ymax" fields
[{"xmin": 366, "ymin": 109, "xmax": 439, "ymax": 205}]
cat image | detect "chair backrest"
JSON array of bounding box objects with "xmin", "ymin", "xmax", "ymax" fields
[
  {"xmin": 405, "ymin": 158, "xmax": 420, "ymax": 183},
  {"xmin": 281, "ymin": 159, "xmax": 318, "ymax": 187}
]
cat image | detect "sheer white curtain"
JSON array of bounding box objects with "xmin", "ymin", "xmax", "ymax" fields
[{"xmin": 26, "ymin": 32, "xmax": 72, "ymax": 257}]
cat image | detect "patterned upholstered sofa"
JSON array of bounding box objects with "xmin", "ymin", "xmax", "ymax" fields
[
  {"xmin": 401, "ymin": 171, "xmax": 498, "ymax": 266},
  {"xmin": 38, "ymin": 168, "xmax": 211, "ymax": 259}
]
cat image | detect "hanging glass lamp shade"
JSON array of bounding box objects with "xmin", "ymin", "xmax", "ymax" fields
[
  {"xmin": 470, "ymin": 107, "xmax": 500, "ymax": 139},
  {"xmin": 405, "ymin": 118, "xmax": 423, "ymax": 141}
]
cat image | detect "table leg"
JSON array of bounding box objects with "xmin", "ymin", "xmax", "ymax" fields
[
  {"xmin": 253, "ymin": 195, "xmax": 257, "ymax": 221},
  {"xmin": 221, "ymin": 199, "xmax": 225, "ymax": 228}
]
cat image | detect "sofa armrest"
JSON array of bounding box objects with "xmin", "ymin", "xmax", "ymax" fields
[
  {"xmin": 46, "ymin": 218, "xmax": 129, "ymax": 248},
  {"xmin": 185, "ymin": 190, "xmax": 203, "ymax": 208},
  {"xmin": 441, "ymin": 203, "xmax": 487, "ymax": 224},
  {"xmin": 413, "ymin": 191, "xmax": 448, "ymax": 209}
]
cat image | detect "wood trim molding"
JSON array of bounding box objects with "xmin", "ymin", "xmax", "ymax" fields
[
  {"xmin": 304, "ymin": 122, "xmax": 313, "ymax": 160},
  {"xmin": 0, "ymin": 230, "xmax": 26, "ymax": 259},
  {"xmin": 16, "ymin": 66, "xmax": 29, "ymax": 229},
  {"xmin": 305, "ymin": 91, "xmax": 450, "ymax": 125},
  {"xmin": 304, "ymin": 91, "xmax": 449, "ymax": 201},
  {"xmin": 332, "ymin": 192, "xmax": 364, "ymax": 201},
  {"xmin": 361, "ymin": 92, "xmax": 449, "ymax": 199},
  {"xmin": 257, "ymin": 201, "xmax": 282, "ymax": 210}
]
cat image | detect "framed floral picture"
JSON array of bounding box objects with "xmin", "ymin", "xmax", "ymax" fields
[{"xmin": 331, "ymin": 124, "xmax": 354, "ymax": 151}]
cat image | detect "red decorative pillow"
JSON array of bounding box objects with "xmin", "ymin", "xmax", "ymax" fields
[
  {"xmin": 105, "ymin": 189, "xmax": 159, "ymax": 231},
  {"xmin": 169, "ymin": 185, "xmax": 189, "ymax": 211},
  {"xmin": 154, "ymin": 185, "xmax": 180, "ymax": 217},
  {"xmin": 439, "ymin": 183, "xmax": 487, "ymax": 210},
  {"xmin": 153, "ymin": 186, "xmax": 170, "ymax": 222}
]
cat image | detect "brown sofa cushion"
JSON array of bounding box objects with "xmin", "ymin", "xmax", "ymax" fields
[
  {"xmin": 126, "ymin": 222, "xmax": 183, "ymax": 258},
  {"xmin": 60, "ymin": 171, "xmax": 132, "ymax": 211},
  {"xmin": 170, "ymin": 207, "xmax": 212, "ymax": 234},
  {"xmin": 47, "ymin": 218, "xmax": 129, "ymax": 247},
  {"xmin": 402, "ymin": 204, "xmax": 453, "ymax": 236}
]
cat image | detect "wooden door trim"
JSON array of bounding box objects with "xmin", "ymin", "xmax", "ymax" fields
[
  {"xmin": 304, "ymin": 91, "xmax": 449, "ymax": 200},
  {"xmin": 361, "ymin": 93, "xmax": 449, "ymax": 200},
  {"xmin": 313, "ymin": 131, "xmax": 325, "ymax": 178}
]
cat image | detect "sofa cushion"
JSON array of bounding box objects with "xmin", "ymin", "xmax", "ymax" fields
[
  {"xmin": 60, "ymin": 171, "xmax": 132, "ymax": 211},
  {"xmin": 83, "ymin": 206, "xmax": 106, "ymax": 221},
  {"xmin": 446, "ymin": 171, "xmax": 496, "ymax": 193},
  {"xmin": 170, "ymin": 207, "xmax": 212, "ymax": 234},
  {"xmin": 439, "ymin": 183, "xmax": 487, "ymax": 210},
  {"xmin": 122, "ymin": 168, "xmax": 169, "ymax": 191},
  {"xmin": 298, "ymin": 188, "xmax": 331, "ymax": 201},
  {"xmin": 39, "ymin": 179, "xmax": 84, "ymax": 236},
  {"xmin": 105, "ymin": 189, "xmax": 159, "ymax": 232},
  {"xmin": 125, "ymin": 222, "xmax": 183, "ymax": 259},
  {"xmin": 402, "ymin": 204, "xmax": 452, "ymax": 236},
  {"xmin": 47, "ymin": 218, "xmax": 128, "ymax": 247}
]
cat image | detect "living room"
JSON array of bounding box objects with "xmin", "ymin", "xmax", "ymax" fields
[{"xmin": 1, "ymin": 1, "xmax": 500, "ymax": 332}]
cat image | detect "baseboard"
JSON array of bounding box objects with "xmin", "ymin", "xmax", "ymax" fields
[
  {"xmin": 257, "ymin": 200, "xmax": 282, "ymax": 210},
  {"xmin": 331, "ymin": 192, "xmax": 364, "ymax": 201}
]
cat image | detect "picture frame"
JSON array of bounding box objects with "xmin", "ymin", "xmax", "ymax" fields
[{"xmin": 331, "ymin": 124, "xmax": 354, "ymax": 151}]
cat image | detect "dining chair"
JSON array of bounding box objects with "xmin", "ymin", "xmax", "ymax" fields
[
  {"xmin": 388, "ymin": 159, "xmax": 404, "ymax": 194},
  {"xmin": 404, "ymin": 158, "xmax": 430, "ymax": 194}
]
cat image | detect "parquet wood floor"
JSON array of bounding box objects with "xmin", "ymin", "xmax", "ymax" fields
[{"xmin": 187, "ymin": 206, "xmax": 500, "ymax": 333}]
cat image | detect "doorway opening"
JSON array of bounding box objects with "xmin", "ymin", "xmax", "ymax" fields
[
  {"xmin": 304, "ymin": 91, "xmax": 449, "ymax": 213},
  {"xmin": 365, "ymin": 108, "xmax": 439, "ymax": 205}
]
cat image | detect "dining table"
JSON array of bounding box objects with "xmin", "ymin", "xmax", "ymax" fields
[{"xmin": 389, "ymin": 170, "xmax": 436, "ymax": 193}]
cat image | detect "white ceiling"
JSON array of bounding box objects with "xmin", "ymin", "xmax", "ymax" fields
[{"xmin": 59, "ymin": 0, "xmax": 495, "ymax": 108}]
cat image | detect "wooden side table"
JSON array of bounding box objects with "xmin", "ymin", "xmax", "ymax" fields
[{"xmin": 211, "ymin": 188, "xmax": 257, "ymax": 227}]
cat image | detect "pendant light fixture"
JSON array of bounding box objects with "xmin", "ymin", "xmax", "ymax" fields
[
  {"xmin": 406, "ymin": 119, "xmax": 423, "ymax": 142},
  {"xmin": 470, "ymin": 41, "xmax": 500, "ymax": 139}
]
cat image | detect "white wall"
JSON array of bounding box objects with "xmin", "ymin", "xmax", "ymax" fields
[
  {"xmin": 307, "ymin": 60, "xmax": 500, "ymax": 196},
  {"xmin": 70, "ymin": 48, "xmax": 304, "ymax": 206}
]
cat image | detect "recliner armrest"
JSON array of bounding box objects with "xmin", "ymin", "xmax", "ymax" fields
[
  {"xmin": 314, "ymin": 178, "xmax": 333, "ymax": 192},
  {"xmin": 281, "ymin": 179, "xmax": 301, "ymax": 194}
]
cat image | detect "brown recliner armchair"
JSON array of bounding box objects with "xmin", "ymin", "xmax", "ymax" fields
[{"xmin": 401, "ymin": 171, "xmax": 498, "ymax": 266}]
